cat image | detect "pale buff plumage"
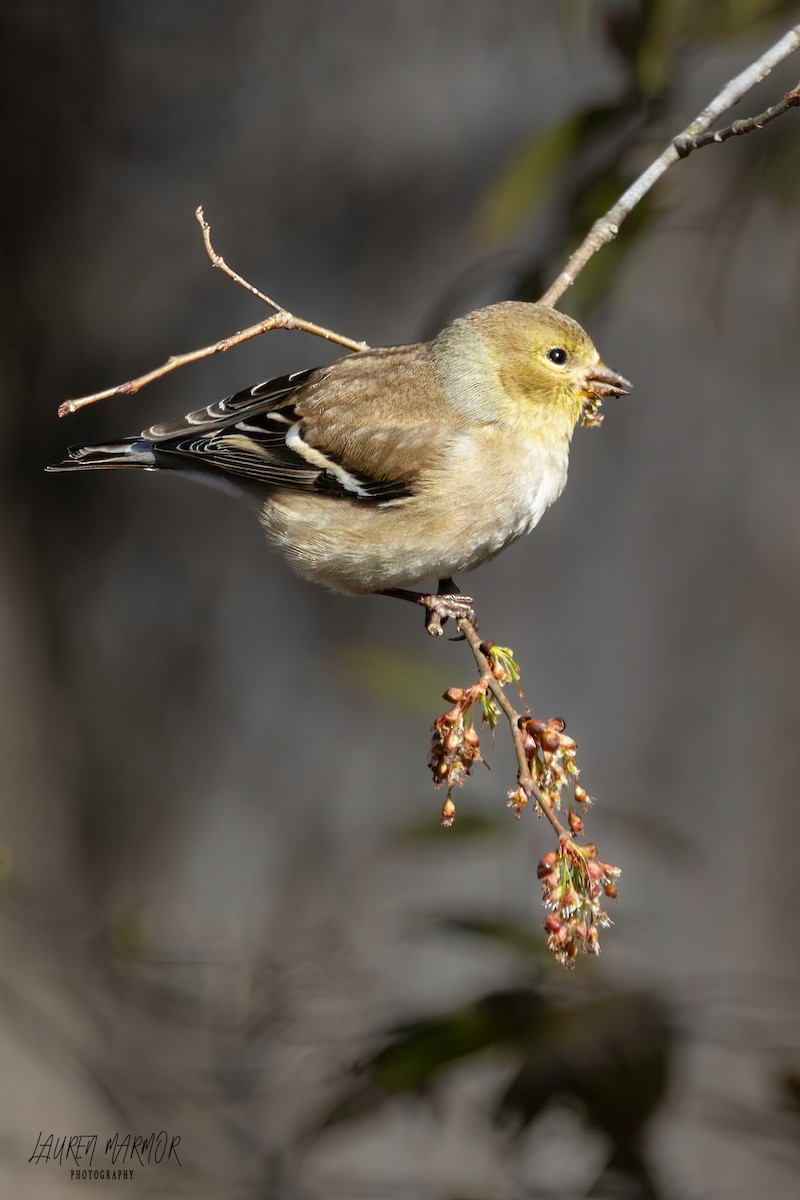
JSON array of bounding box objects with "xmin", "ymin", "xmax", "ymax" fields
[{"xmin": 48, "ymin": 302, "xmax": 630, "ymax": 597}]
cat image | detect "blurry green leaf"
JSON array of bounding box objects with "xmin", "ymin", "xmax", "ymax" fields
[
  {"xmin": 749, "ymin": 119, "xmax": 800, "ymax": 206},
  {"xmin": 334, "ymin": 641, "xmax": 449, "ymax": 712},
  {"xmin": 478, "ymin": 97, "xmax": 651, "ymax": 248},
  {"xmin": 370, "ymin": 988, "xmax": 547, "ymax": 1093},
  {"xmin": 512, "ymin": 158, "xmax": 658, "ymax": 318},
  {"xmin": 781, "ymin": 1069, "xmax": 800, "ymax": 1114},
  {"xmin": 476, "ymin": 117, "xmax": 581, "ymax": 244},
  {"xmin": 107, "ymin": 903, "xmax": 150, "ymax": 961},
  {"xmin": 685, "ymin": 0, "xmax": 797, "ymax": 37},
  {"xmin": 600, "ymin": 0, "xmax": 662, "ymax": 68},
  {"xmin": 311, "ymin": 978, "xmax": 672, "ymax": 1193},
  {"xmin": 496, "ymin": 991, "xmax": 671, "ymax": 1142},
  {"xmin": 366, "ymin": 994, "xmax": 531, "ymax": 1092},
  {"xmin": 396, "ymin": 812, "xmax": 510, "ymax": 844},
  {"xmin": 0, "ymin": 840, "xmax": 13, "ymax": 884},
  {"xmin": 558, "ymin": 0, "xmax": 595, "ymax": 39},
  {"xmin": 307, "ymin": 987, "xmax": 549, "ymax": 1140},
  {"xmin": 637, "ymin": 0, "xmax": 800, "ymax": 92},
  {"xmin": 567, "ymin": 185, "xmax": 657, "ymax": 317},
  {"xmin": 494, "ymin": 990, "xmax": 672, "ymax": 1196},
  {"xmin": 436, "ymin": 915, "xmax": 550, "ymax": 962}
]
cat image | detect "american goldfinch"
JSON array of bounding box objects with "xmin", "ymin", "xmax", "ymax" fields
[{"xmin": 49, "ymin": 302, "xmax": 629, "ymax": 629}]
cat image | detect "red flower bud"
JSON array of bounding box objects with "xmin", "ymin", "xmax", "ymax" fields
[
  {"xmin": 540, "ymin": 729, "xmax": 561, "ymax": 753},
  {"xmin": 537, "ymin": 851, "xmax": 558, "ymax": 879}
]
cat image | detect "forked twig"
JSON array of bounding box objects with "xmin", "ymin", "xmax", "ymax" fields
[
  {"xmin": 58, "ymin": 207, "xmax": 368, "ymax": 418},
  {"xmin": 539, "ymin": 23, "xmax": 800, "ymax": 306},
  {"xmin": 195, "ymin": 206, "xmax": 368, "ymax": 354},
  {"xmin": 673, "ymin": 82, "xmax": 800, "ymax": 156}
]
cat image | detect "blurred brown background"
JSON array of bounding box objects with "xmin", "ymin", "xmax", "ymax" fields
[{"xmin": 2, "ymin": 2, "xmax": 800, "ymax": 1197}]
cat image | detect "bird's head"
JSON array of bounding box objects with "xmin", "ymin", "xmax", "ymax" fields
[{"xmin": 441, "ymin": 302, "xmax": 631, "ymax": 435}]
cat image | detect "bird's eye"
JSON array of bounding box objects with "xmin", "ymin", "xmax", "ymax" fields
[{"xmin": 547, "ymin": 347, "xmax": 569, "ymax": 365}]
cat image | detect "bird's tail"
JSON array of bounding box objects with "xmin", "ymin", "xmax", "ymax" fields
[{"xmin": 46, "ymin": 438, "xmax": 156, "ymax": 473}]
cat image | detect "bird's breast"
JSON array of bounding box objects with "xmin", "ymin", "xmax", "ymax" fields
[
  {"xmin": 463, "ymin": 433, "xmax": 570, "ymax": 556},
  {"xmin": 260, "ymin": 432, "xmax": 570, "ymax": 593}
]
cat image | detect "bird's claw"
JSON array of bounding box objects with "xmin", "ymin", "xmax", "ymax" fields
[{"xmin": 419, "ymin": 593, "xmax": 477, "ymax": 637}]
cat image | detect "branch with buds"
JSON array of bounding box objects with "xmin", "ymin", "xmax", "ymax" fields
[
  {"xmin": 54, "ymin": 19, "xmax": 800, "ymax": 968},
  {"xmin": 540, "ymin": 22, "xmax": 800, "ymax": 306},
  {"xmin": 427, "ymin": 621, "xmax": 620, "ymax": 967}
]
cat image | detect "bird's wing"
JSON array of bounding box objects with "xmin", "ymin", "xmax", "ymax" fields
[{"xmin": 145, "ymin": 346, "xmax": 450, "ymax": 503}]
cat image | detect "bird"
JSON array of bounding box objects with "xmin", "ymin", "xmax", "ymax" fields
[{"xmin": 48, "ymin": 302, "xmax": 630, "ymax": 632}]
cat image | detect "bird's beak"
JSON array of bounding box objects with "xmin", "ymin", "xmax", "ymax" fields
[{"xmin": 584, "ymin": 361, "xmax": 632, "ymax": 399}]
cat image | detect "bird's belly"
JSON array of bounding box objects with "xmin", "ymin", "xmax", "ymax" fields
[{"xmin": 260, "ymin": 444, "xmax": 569, "ymax": 594}]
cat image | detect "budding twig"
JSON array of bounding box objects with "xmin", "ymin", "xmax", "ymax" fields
[
  {"xmin": 540, "ymin": 22, "xmax": 800, "ymax": 307},
  {"xmin": 58, "ymin": 207, "xmax": 368, "ymax": 418},
  {"xmin": 673, "ymin": 82, "xmax": 800, "ymax": 157},
  {"xmin": 456, "ymin": 616, "xmax": 568, "ymax": 839}
]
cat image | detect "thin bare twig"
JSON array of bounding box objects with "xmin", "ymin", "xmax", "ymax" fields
[
  {"xmin": 540, "ymin": 22, "xmax": 800, "ymax": 307},
  {"xmin": 674, "ymin": 81, "xmax": 800, "ymax": 156},
  {"xmin": 456, "ymin": 616, "xmax": 569, "ymax": 839},
  {"xmin": 58, "ymin": 312, "xmax": 293, "ymax": 417},
  {"xmin": 58, "ymin": 207, "xmax": 368, "ymax": 418},
  {"xmin": 194, "ymin": 207, "xmax": 368, "ymax": 353}
]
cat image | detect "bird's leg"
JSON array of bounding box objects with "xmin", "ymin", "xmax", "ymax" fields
[{"xmin": 378, "ymin": 579, "xmax": 476, "ymax": 636}]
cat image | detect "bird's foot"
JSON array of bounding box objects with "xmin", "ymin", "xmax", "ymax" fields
[
  {"xmin": 418, "ymin": 592, "xmax": 477, "ymax": 637},
  {"xmin": 376, "ymin": 581, "xmax": 477, "ymax": 636}
]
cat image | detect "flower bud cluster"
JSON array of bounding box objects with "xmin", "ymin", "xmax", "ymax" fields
[
  {"xmin": 537, "ymin": 839, "xmax": 620, "ymax": 967},
  {"xmin": 482, "ymin": 642, "xmax": 520, "ymax": 687},
  {"xmin": 581, "ymin": 396, "xmax": 605, "ymax": 428},
  {"xmin": 521, "ymin": 716, "xmax": 596, "ymax": 829},
  {"xmin": 506, "ymin": 785, "xmax": 528, "ymax": 820},
  {"xmin": 429, "ymin": 684, "xmax": 485, "ymax": 826}
]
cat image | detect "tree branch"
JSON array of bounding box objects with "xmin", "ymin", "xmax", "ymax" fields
[
  {"xmin": 673, "ymin": 81, "xmax": 800, "ymax": 157},
  {"xmin": 58, "ymin": 311, "xmax": 293, "ymax": 417},
  {"xmin": 540, "ymin": 22, "xmax": 800, "ymax": 307},
  {"xmin": 58, "ymin": 207, "xmax": 368, "ymax": 418}
]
